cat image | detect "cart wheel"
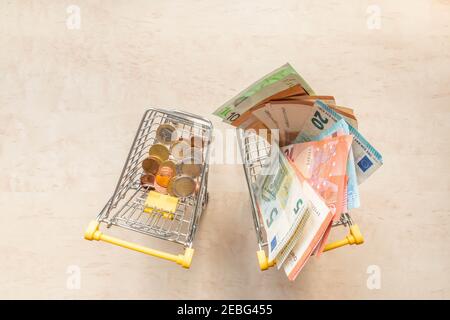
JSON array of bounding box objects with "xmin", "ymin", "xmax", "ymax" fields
[{"xmin": 202, "ymin": 192, "xmax": 209, "ymax": 208}]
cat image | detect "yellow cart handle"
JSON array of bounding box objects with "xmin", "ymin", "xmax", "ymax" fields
[
  {"xmin": 323, "ymin": 224, "xmax": 364, "ymax": 252},
  {"xmin": 256, "ymin": 249, "xmax": 275, "ymax": 271},
  {"xmin": 84, "ymin": 221, "xmax": 194, "ymax": 268}
]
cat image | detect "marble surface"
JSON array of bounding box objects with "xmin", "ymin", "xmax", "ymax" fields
[{"xmin": 0, "ymin": 0, "xmax": 449, "ymax": 299}]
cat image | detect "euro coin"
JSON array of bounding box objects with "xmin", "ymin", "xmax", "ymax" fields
[
  {"xmin": 156, "ymin": 124, "xmax": 177, "ymax": 144},
  {"xmin": 142, "ymin": 156, "xmax": 161, "ymax": 175},
  {"xmin": 179, "ymin": 155, "xmax": 202, "ymax": 178},
  {"xmin": 170, "ymin": 139, "xmax": 191, "ymax": 161},
  {"xmin": 155, "ymin": 166, "xmax": 174, "ymax": 188},
  {"xmin": 140, "ymin": 174, "xmax": 156, "ymax": 189},
  {"xmin": 160, "ymin": 160, "xmax": 177, "ymax": 175},
  {"xmin": 149, "ymin": 143, "xmax": 170, "ymax": 161},
  {"xmin": 171, "ymin": 175, "xmax": 196, "ymax": 197}
]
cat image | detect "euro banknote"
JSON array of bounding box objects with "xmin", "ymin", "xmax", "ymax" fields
[
  {"xmin": 277, "ymin": 95, "xmax": 358, "ymax": 125},
  {"xmin": 282, "ymin": 135, "xmax": 353, "ymax": 257},
  {"xmin": 296, "ymin": 100, "xmax": 383, "ymax": 184},
  {"xmin": 230, "ymin": 85, "xmax": 306, "ymax": 128},
  {"xmin": 251, "ymin": 100, "xmax": 358, "ymax": 146},
  {"xmin": 281, "ymin": 179, "xmax": 333, "ymax": 281},
  {"xmin": 277, "ymin": 95, "xmax": 336, "ymax": 105},
  {"xmin": 282, "ymin": 135, "xmax": 353, "ymax": 221},
  {"xmin": 213, "ymin": 63, "xmax": 315, "ymax": 124},
  {"xmin": 235, "ymin": 95, "xmax": 337, "ymax": 134},
  {"xmin": 266, "ymin": 101, "xmax": 311, "ymax": 146},
  {"xmin": 329, "ymin": 105, "xmax": 358, "ymax": 128},
  {"xmin": 254, "ymin": 146, "xmax": 309, "ymax": 263},
  {"xmin": 295, "ymin": 119, "xmax": 361, "ymax": 210}
]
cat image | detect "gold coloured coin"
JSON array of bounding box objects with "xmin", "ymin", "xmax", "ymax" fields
[
  {"xmin": 149, "ymin": 143, "xmax": 170, "ymax": 161},
  {"xmin": 171, "ymin": 175, "xmax": 196, "ymax": 197},
  {"xmin": 142, "ymin": 156, "xmax": 161, "ymax": 175},
  {"xmin": 179, "ymin": 155, "xmax": 203, "ymax": 178},
  {"xmin": 160, "ymin": 160, "xmax": 177, "ymax": 175},
  {"xmin": 156, "ymin": 124, "xmax": 177, "ymax": 144}
]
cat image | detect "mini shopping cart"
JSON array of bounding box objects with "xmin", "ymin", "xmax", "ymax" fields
[
  {"xmin": 236, "ymin": 129, "xmax": 364, "ymax": 271},
  {"xmin": 84, "ymin": 107, "xmax": 213, "ymax": 268}
]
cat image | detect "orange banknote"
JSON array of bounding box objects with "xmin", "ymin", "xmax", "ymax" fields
[
  {"xmin": 281, "ymin": 135, "xmax": 353, "ymax": 256},
  {"xmin": 281, "ymin": 135, "xmax": 353, "ymax": 221}
]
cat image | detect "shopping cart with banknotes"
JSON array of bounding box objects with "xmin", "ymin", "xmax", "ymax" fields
[
  {"xmin": 236, "ymin": 128, "xmax": 364, "ymax": 271},
  {"xmin": 84, "ymin": 107, "xmax": 213, "ymax": 268}
]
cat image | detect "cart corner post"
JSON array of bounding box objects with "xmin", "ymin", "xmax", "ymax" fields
[
  {"xmin": 177, "ymin": 248, "xmax": 195, "ymax": 269},
  {"xmin": 256, "ymin": 250, "xmax": 275, "ymax": 271},
  {"xmin": 84, "ymin": 220, "xmax": 101, "ymax": 241},
  {"xmin": 323, "ymin": 224, "xmax": 364, "ymax": 252},
  {"xmin": 350, "ymin": 224, "xmax": 364, "ymax": 245}
]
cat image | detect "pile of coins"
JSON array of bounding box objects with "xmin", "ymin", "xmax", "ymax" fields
[{"xmin": 140, "ymin": 123, "xmax": 205, "ymax": 198}]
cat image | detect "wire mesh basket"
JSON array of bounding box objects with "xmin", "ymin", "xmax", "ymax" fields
[
  {"xmin": 84, "ymin": 107, "xmax": 213, "ymax": 268},
  {"xmin": 236, "ymin": 128, "xmax": 364, "ymax": 271}
]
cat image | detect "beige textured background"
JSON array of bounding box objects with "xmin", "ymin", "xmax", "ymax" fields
[{"xmin": 1, "ymin": 0, "xmax": 449, "ymax": 299}]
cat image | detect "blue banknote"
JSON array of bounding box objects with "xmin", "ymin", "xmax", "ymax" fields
[{"xmin": 294, "ymin": 100, "xmax": 383, "ymax": 185}]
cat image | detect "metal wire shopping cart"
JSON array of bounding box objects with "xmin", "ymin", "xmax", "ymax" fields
[
  {"xmin": 236, "ymin": 128, "xmax": 364, "ymax": 271},
  {"xmin": 84, "ymin": 107, "xmax": 213, "ymax": 268}
]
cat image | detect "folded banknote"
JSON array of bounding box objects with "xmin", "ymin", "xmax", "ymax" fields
[
  {"xmin": 281, "ymin": 179, "xmax": 333, "ymax": 281},
  {"xmin": 254, "ymin": 146, "xmax": 309, "ymax": 263}
]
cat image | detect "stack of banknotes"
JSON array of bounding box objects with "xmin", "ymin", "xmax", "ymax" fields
[{"xmin": 212, "ymin": 63, "xmax": 383, "ymax": 281}]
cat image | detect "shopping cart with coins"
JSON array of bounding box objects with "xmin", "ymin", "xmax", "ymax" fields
[
  {"xmin": 84, "ymin": 107, "xmax": 212, "ymax": 268},
  {"xmin": 236, "ymin": 128, "xmax": 364, "ymax": 271}
]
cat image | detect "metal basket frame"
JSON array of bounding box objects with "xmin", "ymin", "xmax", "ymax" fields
[
  {"xmin": 236, "ymin": 128, "xmax": 364, "ymax": 271},
  {"xmin": 84, "ymin": 107, "xmax": 213, "ymax": 268}
]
